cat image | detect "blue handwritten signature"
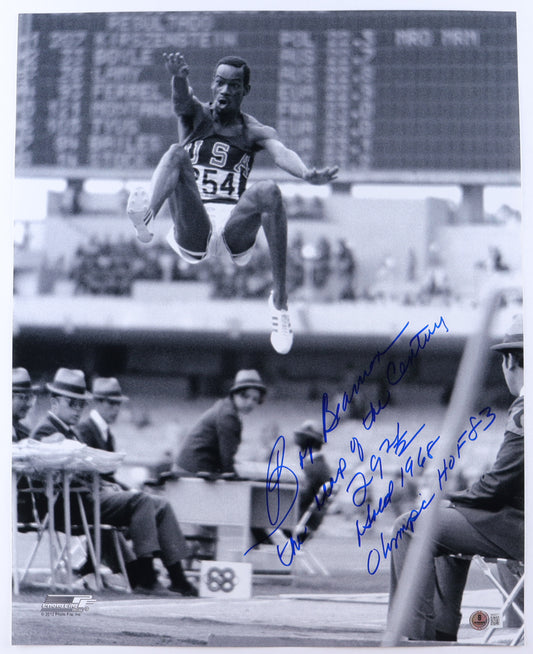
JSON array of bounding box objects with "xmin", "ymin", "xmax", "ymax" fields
[
  {"xmin": 243, "ymin": 434, "xmax": 299, "ymax": 558},
  {"xmin": 251, "ymin": 316, "xmax": 456, "ymax": 569}
]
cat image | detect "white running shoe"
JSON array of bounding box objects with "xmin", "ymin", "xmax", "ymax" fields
[
  {"xmin": 268, "ymin": 291, "xmax": 293, "ymax": 354},
  {"xmin": 127, "ymin": 187, "xmax": 153, "ymax": 243}
]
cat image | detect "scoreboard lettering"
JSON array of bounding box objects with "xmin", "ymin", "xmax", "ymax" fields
[{"xmin": 15, "ymin": 11, "xmax": 519, "ymax": 177}]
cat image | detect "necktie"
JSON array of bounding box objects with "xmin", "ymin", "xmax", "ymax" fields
[
  {"xmin": 106, "ymin": 429, "xmax": 115, "ymax": 452},
  {"xmin": 67, "ymin": 427, "xmax": 81, "ymax": 441}
]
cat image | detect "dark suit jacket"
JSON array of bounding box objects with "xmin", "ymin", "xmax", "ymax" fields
[
  {"xmin": 77, "ymin": 415, "xmax": 128, "ymax": 488},
  {"xmin": 77, "ymin": 415, "xmax": 117, "ymax": 452},
  {"xmin": 13, "ymin": 419, "xmax": 30, "ymax": 442},
  {"xmin": 448, "ymin": 395, "xmax": 524, "ymax": 561},
  {"xmin": 176, "ymin": 397, "xmax": 242, "ymax": 474},
  {"xmin": 30, "ymin": 412, "xmax": 81, "ymax": 442},
  {"xmin": 13, "ymin": 419, "xmax": 33, "ymax": 523}
]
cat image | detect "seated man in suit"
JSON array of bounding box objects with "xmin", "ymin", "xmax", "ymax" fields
[
  {"xmin": 12, "ymin": 367, "xmax": 40, "ymax": 524},
  {"xmin": 77, "ymin": 377, "xmax": 130, "ymax": 483},
  {"xmin": 74, "ymin": 376, "xmax": 136, "ymax": 582},
  {"xmin": 387, "ymin": 314, "xmax": 524, "ymax": 641},
  {"xmin": 31, "ymin": 368, "xmax": 197, "ymax": 596},
  {"xmin": 12, "ymin": 367, "xmax": 38, "ymax": 442}
]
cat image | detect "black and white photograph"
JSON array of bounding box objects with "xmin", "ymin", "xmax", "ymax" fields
[{"xmin": 7, "ymin": 2, "xmax": 530, "ymax": 650}]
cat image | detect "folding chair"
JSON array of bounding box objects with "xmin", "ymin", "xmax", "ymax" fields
[
  {"xmin": 15, "ymin": 471, "xmax": 131, "ymax": 593},
  {"xmin": 471, "ymin": 555, "xmax": 524, "ymax": 646},
  {"xmin": 270, "ymin": 484, "xmax": 339, "ymax": 576},
  {"xmin": 15, "ymin": 471, "xmax": 63, "ymax": 590},
  {"xmin": 61, "ymin": 478, "xmax": 132, "ymax": 592},
  {"xmin": 451, "ymin": 553, "xmax": 524, "ymax": 645}
]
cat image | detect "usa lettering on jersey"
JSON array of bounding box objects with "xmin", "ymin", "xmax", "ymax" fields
[{"xmin": 185, "ymin": 137, "xmax": 254, "ymax": 202}]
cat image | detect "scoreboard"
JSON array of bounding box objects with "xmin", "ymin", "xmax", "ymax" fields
[{"xmin": 15, "ymin": 11, "xmax": 520, "ymax": 179}]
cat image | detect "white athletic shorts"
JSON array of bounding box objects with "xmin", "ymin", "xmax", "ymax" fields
[{"xmin": 166, "ymin": 202, "xmax": 255, "ymax": 267}]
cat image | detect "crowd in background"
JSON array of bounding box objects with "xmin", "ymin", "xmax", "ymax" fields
[
  {"xmin": 14, "ymin": 187, "xmax": 518, "ymax": 305},
  {"xmin": 22, "ymin": 232, "xmax": 517, "ymax": 308},
  {"xmin": 34, "ymin": 232, "xmax": 358, "ymax": 303}
]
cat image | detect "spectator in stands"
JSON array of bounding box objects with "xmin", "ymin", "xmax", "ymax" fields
[
  {"xmin": 242, "ymin": 242, "xmax": 272, "ymax": 298},
  {"xmin": 335, "ymin": 239, "xmax": 356, "ymax": 300},
  {"xmin": 387, "ymin": 313, "xmax": 524, "ymax": 641},
  {"xmin": 313, "ymin": 236, "xmax": 331, "ymax": 290},
  {"xmin": 286, "ymin": 233, "xmax": 305, "ymax": 294},
  {"xmin": 31, "ymin": 368, "xmax": 198, "ymax": 596},
  {"xmin": 310, "ymin": 196, "xmax": 325, "ymax": 220},
  {"xmin": 176, "ymin": 369, "xmax": 267, "ymax": 478},
  {"xmin": 490, "ymin": 246, "xmax": 510, "ymax": 272}
]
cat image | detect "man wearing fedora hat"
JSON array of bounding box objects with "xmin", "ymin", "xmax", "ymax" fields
[
  {"xmin": 177, "ymin": 369, "xmax": 267, "ymax": 477},
  {"xmin": 12, "ymin": 368, "xmax": 40, "ymax": 524},
  {"xmin": 12, "ymin": 367, "xmax": 38, "ymax": 442},
  {"xmin": 78, "ymin": 377, "xmax": 129, "ymax": 457},
  {"xmin": 32, "ymin": 370, "xmax": 197, "ymax": 596},
  {"xmin": 387, "ymin": 313, "xmax": 524, "ymax": 642},
  {"xmin": 28, "ymin": 368, "xmax": 94, "ymax": 541},
  {"xmin": 74, "ymin": 377, "xmax": 136, "ymax": 582},
  {"xmin": 31, "ymin": 368, "xmax": 92, "ymax": 442}
]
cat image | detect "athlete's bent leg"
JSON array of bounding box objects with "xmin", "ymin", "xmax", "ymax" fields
[
  {"xmin": 224, "ymin": 180, "xmax": 288, "ymax": 309},
  {"xmin": 128, "ymin": 144, "xmax": 211, "ymax": 254},
  {"xmin": 224, "ymin": 181, "xmax": 293, "ymax": 354}
]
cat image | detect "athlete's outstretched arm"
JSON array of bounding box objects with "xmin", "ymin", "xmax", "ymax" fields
[
  {"xmin": 262, "ymin": 137, "xmax": 339, "ymax": 185},
  {"xmin": 163, "ymin": 52, "xmax": 194, "ymax": 113}
]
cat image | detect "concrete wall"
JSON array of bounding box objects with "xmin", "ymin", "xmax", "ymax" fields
[
  {"xmin": 439, "ymin": 221, "xmax": 521, "ymax": 296},
  {"xmin": 319, "ymin": 195, "xmax": 452, "ymax": 291}
]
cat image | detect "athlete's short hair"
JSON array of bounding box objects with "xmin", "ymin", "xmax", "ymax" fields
[{"xmin": 214, "ymin": 56, "xmax": 250, "ymax": 86}]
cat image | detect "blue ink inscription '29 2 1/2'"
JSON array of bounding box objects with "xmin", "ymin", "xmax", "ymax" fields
[{"xmin": 252, "ymin": 316, "xmax": 453, "ymax": 570}]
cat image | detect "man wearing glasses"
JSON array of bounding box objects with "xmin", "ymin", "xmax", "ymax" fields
[
  {"xmin": 12, "ymin": 368, "xmax": 40, "ymax": 524},
  {"xmin": 31, "ymin": 368, "xmax": 90, "ymax": 442},
  {"xmin": 31, "ymin": 368, "xmax": 197, "ymax": 596},
  {"xmin": 12, "ymin": 367, "xmax": 38, "ymax": 442}
]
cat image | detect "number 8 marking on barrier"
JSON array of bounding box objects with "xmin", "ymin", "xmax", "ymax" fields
[{"xmin": 205, "ymin": 566, "xmax": 238, "ymax": 592}]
